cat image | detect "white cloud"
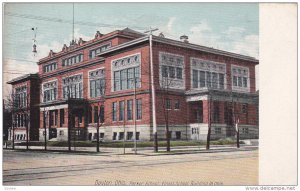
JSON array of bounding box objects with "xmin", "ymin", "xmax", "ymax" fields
[
  {"xmin": 189, "ymin": 21, "xmax": 258, "ymax": 59},
  {"xmin": 189, "ymin": 20, "xmax": 222, "ymax": 49},
  {"xmin": 230, "ymin": 34, "xmax": 259, "ymax": 58},
  {"xmin": 167, "ymin": 17, "xmax": 176, "ymax": 33}
]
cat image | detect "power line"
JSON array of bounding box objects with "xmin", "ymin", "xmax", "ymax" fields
[{"xmin": 4, "ymin": 11, "xmax": 148, "ymax": 31}]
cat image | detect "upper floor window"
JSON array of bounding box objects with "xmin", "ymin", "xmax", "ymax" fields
[
  {"xmin": 43, "ymin": 63, "xmax": 57, "ymax": 73},
  {"xmin": 62, "ymin": 54, "xmax": 83, "ymax": 67},
  {"xmin": 159, "ymin": 52, "xmax": 185, "ymax": 90},
  {"xmin": 62, "ymin": 74, "xmax": 83, "ymax": 99},
  {"xmin": 111, "ymin": 54, "xmax": 141, "ymax": 92},
  {"xmin": 43, "ymin": 81, "xmax": 57, "ymax": 103},
  {"xmin": 89, "ymin": 43, "xmax": 111, "ymax": 59},
  {"xmin": 191, "ymin": 58, "xmax": 226, "ymax": 90},
  {"xmin": 14, "ymin": 86, "xmax": 27, "ymax": 108},
  {"xmin": 174, "ymin": 100, "xmax": 180, "ymax": 110},
  {"xmin": 165, "ymin": 98, "xmax": 171, "ymax": 110},
  {"xmin": 231, "ymin": 66, "xmax": 249, "ymax": 92},
  {"xmin": 112, "ymin": 102, "xmax": 117, "ymax": 122},
  {"xmin": 136, "ymin": 99, "xmax": 142, "ymax": 120},
  {"xmin": 89, "ymin": 69, "xmax": 105, "ymax": 98},
  {"xmin": 161, "ymin": 65, "xmax": 183, "ymax": 79}
]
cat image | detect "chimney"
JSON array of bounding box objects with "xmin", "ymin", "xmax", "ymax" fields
[{"xmin": 180, "ymin": 35, "xmax": 189, "ymax": 43}]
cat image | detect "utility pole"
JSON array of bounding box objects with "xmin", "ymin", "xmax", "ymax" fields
[
  {"xmin": 145, "ymin": 27, "xmax": 159, "ymax": 152},
  {"xmin": 43, "ymin": 110, "xmax": 47, "ymax": 151},
  {"xmin": 206, "ymin": 93, "xmax": 212, "ymax": 150},
  {"xmin": 133, "ymin": 76, "xmax": 137, "ymax": 154},
  {"xmin": 123, "ymin": 98, "xmax": 126, "ymax": 155},
  {"xmin": 26, "ymin": 95, "xmax": 29, "ymax": 150}
]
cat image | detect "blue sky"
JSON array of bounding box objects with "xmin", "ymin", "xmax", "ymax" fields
[{"xmin": 3, "ymin": 3, "xmax": 259, "ymax": 96}]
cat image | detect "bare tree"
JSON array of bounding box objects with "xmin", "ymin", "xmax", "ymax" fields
[{"xmin": 160, "ymin": 75, "xmax": 175, "ymax": 152}]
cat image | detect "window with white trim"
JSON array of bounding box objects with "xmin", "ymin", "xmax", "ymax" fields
[
  {"xmin": 191, "ymin": 58, "xmax": 226, "ymax": 90},
  {"xmin": 112, "ymin": 54, "xmax": 141, "ymax": 92},
  {"xmin": 89, "ymin": 69, "xmax": 105, "ymax": 98},
  {"xmin": 231, "ymin": 66, "xmax": 250, "ymax": 91},
  {"xmin": 89, "ymin": 43, "xmax": 111, "ymax": 59},
  {"xmin": 62, "ymin": 54, "xmax": 83, "ymax": 66},
  {"xmin": 43, "ymin": 81, "xmax": 57, "ymax": 102},
  {"xmin": 43, "ymin": 62, "xmax": 57, "ymax": 73},
  {"xmin": 14, "ymin": 86, "xmax": 27, "ymax": 108},
  {"xmin": 62, "ymin": 74, "xmax": 83, "ymax": 99}
]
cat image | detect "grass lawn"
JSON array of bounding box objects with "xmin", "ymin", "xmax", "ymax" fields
[{"xmin": 12, "ymin": 139, "xmax": 243, "ymax": 148}]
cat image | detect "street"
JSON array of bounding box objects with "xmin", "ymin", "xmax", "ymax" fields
[{"xmin": 3, "ymin": 148, "xmax": 258, "ymax": 186}]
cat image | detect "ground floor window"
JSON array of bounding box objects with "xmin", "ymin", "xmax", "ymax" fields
[
  {"xmin": 118, "ymin": 132, "xmax": 124, "ymax": 140},
  {"xmin": 127, "ymin": 132, "xmax": 133, "ymax": 140},
  {"xmin": 136, "ymin": 132, "xmax": 140, "ymax": 140},
  {"xmin": 100, "ymin": 133, "xmax": 104, "ymax": 139},
  {"xmin": 242, "ymin": 127, "xmax": 249, "ymax": 134},
  {"xmin": 112, "ymin": 132, "xmax": 117, "ymax": 140},
  {"xmin": 175, "ymin": 131, "xmax": 181, "ymax": 140},
  {"xmin": 215, "ymin": 127, "xmax": 222, "ymax": 134},
  {"xmin": 59, "ymin": 130, "xmax": 64, "ymax": 136}
]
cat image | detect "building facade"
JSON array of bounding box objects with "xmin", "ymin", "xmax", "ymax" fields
[{"xmin": 7, "ymin": 28, "xmax": 259, "ymax": 142}]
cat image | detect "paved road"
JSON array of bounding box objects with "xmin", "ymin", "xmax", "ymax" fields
[{"xmin": 3, "ymin": 148, "xmax": 258, "ymax": 186}]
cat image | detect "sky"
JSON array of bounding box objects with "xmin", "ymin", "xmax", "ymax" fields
[{"xmin": 3, "ymin": 3, "xmax": 259, "ymax": 97}]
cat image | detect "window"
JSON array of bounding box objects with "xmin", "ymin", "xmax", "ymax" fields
[
  {"xmin": 89, "ymin": 43, "xmax": 111, "ymax": 59},
  {"xmin": 232, "ymin": 66, "xmax": 249, "ymax": 90},
  {"xmin": 43, "ymin": 81, "xmax": 57, "ymax": 103},
  {"xmin": 99, "ymin": 105, "xmax": 105, "ymax": 123},
  {"xmin": 169, "ymin": 66, "xmax": 175, "ymax": 78},
  {"xmin": 62, "ymin": 54, "xmax": 83, "ymax": 66},
  {"xmin": 59, "ymin": 130, "xmax": 64, "ymax": 136},
  {"xmin": 119, "ymin": 101, "xmax": 125, "ymax": 121},
  {"xmin": 243, "ymin": 77, "xmax": 248, "ymax": 88},
  {"xmin": 175, "ymin": 131, "xmax": 181, "ymax": 140},
  {"xmin": 89, "ymin": 69, "xmax": 105, "ymax": 98},
  {"xmin": 114, "ymin": 71, "xmax": 120, "ymax": 91},
  {"xmin": 127, "ymin": 100, "xmax": 133, "ymax": 120},
  {"xmin": 43, "ymin": 63, "xmax": 57, "ymax": 73},
  {"xmin": 100, "ymin": 133, "xmax": 104, "ymax": 139},
  {"xmin": 200, "ymin": 71, "xmax": 206, "ymax": 87},
  {"xmin": 94, "ymin": 106, "xmax": 98, "ymax": 123},
  {"xmin": 206, "ymin": 71, "xmax": 211, "ymax": 88},
  {"xmin": 242, "ymin": 104, "xmax": 248, "ymax": 114},
  {"xmin": 120, "ymin": 70, "xmax": 127, "ymax": 90},
  {"xmin": 112, "ymin": 102, "xmax": 117, "ymax": 122},
  {"xmin": 113, "ymin": 67, "xmax": 140, "ymax": 91},
  {"xmin": 162, "ymin": 65, "xmax": 168, "ymax": 77},
  {"xmin": 174, "ymin": 100, "xmax": 180, "ymax": 110},
  {"xmin": 192, "ymin": 70, "xmax": 198, "ymax": 88},
  {"xmin": 88, "ymin": 106, "xmax": 92, "ymax": 123},
  {"xmin": 242, "ymin": 127, "xmax": 249, "ymax": 134},
  {"xmin": 60, "ymin": 109, "xmax": 64, "ymax": 127},
  {"xmin": 238, "ymin": 77, "xmax": 242, "ymax": 87},
  {"xmin": 213, "ymin": 103, "xmax": 220, "ymax": 123},
  {"xmin": 14, "ymin": 86, "xmax": 27, "ymax": 108},
  {"xmin": 136, "ymin": 99, "xmax": 142, "ymax": 120},
  {"xmin": 219, "ymin": 73, "xmax": 224, "ymax": 89},
  {"xmin": 212, "ymin": 72, "xmax": 218, "ymax": 88},
  {"xmin": 127, "ymin": 132, "xmax": 133, "ymax": 140},
  {"xmin": 63, "ymin": 74, "xmax": 83, "ymax": 99},
  {"xmin": 118, "ymin": 132, "xmax": 124, "ymax": 140},
  {"xmin": 136, "ymin": 132, "xmax": 140, "ymax": 140},
  {"xmin": 233, "ymin": 76, "xmax": 237, "ymax": 86},
  {"xmin": 215, "ymin": 127, "xmax": 222, "ymax": 134},
  {"xmin": 165, "ymin": 98, "xmax": 171, "ymax": 110},
  {"xmin": 161, "ymin": 65, "xmax": 183, "ymax": 80},
  {"xmin": 176, "ymin": 68, "xmax": 183, "ymax": 79},
  {"xmin": 112, "ymin": 132, "xmax": 117, "ymax": 140}
]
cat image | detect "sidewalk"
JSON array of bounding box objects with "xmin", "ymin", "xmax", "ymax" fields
[{"xmin": 4, "ymin": 144, "xmax": 258, "ymax": 155}]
